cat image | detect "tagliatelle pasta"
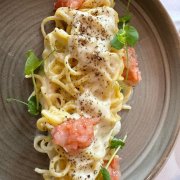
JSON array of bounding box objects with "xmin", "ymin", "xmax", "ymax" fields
[{"xmin": 31, "ymin": 0, "xmax": 141, "ymax": 179}]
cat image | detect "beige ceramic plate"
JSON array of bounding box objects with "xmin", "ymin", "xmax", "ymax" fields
[{"xmin": 0, "ymin": 0, "xmax": 180, "ymax": 180}]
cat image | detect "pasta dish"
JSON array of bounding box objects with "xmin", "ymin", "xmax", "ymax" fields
[{"xmin": 26, "ymin": 0, "xmax": 141, "ymax": 179}]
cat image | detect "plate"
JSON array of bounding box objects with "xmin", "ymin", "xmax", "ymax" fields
[{"xmin": 0, "ymin": 0, "xmax": 180, "ymax": 180}]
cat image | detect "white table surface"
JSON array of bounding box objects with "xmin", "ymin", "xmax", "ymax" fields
[{"xmin": 155, "ymin": 1, "xmax": 180, "ymax": 180}]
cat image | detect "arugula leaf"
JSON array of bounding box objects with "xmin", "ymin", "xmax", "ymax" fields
[
  {"xmin": 28, "ymin": 96, "xmax": 41, "ymax": 115},
  {"xmin": 25, "ymin": 50, "xmax": 42, "ymax": 75},
  {"xmin": 111, "ymin": 34, "xmax": 124, "ymax": 50},
  {"xmin": 124, "ymin": 25, "xmax": 139, "ymax": 46},
  {"xmin": 110, "ymin": 138, "xmax": 126, "ymax": 149},
  {"xmin": 100, "ymin": 167, "xmax": 111, "ymax": 180}
]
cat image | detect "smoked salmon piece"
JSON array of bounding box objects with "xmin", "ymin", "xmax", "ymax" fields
[
  {"xmin": 122, "ymin": 48, "xmax": 141, "ymax": 86},
  {"xmin": 104, "ymin": 156, "xmax": 121, "ymax": 180},
  {"xmin": 54, "ymin": 0, "xmax": 84, "ymax": 10},
  {"xmin": 51, "ymin": 117, "xmax": 99, "ymax": 153}
]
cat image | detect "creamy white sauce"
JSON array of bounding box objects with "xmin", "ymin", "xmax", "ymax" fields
[
  {"xmin": 77, "ymin": 90, "xmax": 111, "ymax": 120},
  {"xmin": 69, "ymin": 7, "xmax": 121, "ymax": 98},
  {"xmin": 65, "ymin": 7, "xmax": 121, "ymax": 179}
]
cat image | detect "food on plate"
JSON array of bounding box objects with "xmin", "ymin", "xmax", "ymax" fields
[
  {"xmin": 9, "ymin": 0, "xmax": 141, "ymax": 179},
  {"xmin": 122, "ymin": 48, "xmax": 141, "ymax": 86}
]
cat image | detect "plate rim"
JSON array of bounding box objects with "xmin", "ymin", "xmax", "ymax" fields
[
  {"xmin": 141, "ymin": 1, "xmax": 180, "ymax": 179},
  {"xmin": 120, "ymin": 0, "xmax": 180, "ymax": 179}
]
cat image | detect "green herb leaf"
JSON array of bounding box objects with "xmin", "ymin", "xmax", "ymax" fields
[
  {"xmin": 25, "ymin": 50, "xmax": 42, "ymax": 75},
  {"xmin": 6, "ymin": 97, "xmax": 41, "ymax": 116},
  {"xmin": 124, "ymin": 25, "xmax": 139, "ymax": 46},
  {"xmin": 118, "ymin": 14, "xmax": 132, "ymax": 29},
  {"xmin": 118, "ymin": 22, "xmax": 124, "ymax": 30},
  {"xmin": 117, "ymin": 29, "xmax": 127, "ymax": 45},
  {"xmin": 111, "ymin": 34, "xmax": 124, "ymax": 50},
  {"xmin": 113, "ymin": 25, "xmax": 139, "ymax": 50},
  {"xmin": 112, "ymin": 0, "xmax": 139, "ymax": 50},
  {"xmin": 110, "ymin": 138, "xmax": 126, "ymax": 149},
  {"xmin": 119, "ymin": 14, "xmax": 132, "ymax": 23},
  {"xmin": 100, "ymin": 167, "xmax": 111, "ymax": 180},
  {"xmin": 28, "ymin": 96, "xmax": 41, "ymax": 115}
]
